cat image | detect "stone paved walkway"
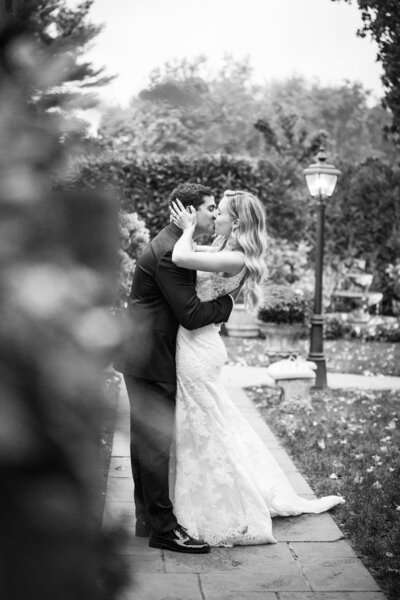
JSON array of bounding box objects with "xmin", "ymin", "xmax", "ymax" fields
[{"xmin": 103, "ymin": 369, "xmax": 391, "ymax": 600}]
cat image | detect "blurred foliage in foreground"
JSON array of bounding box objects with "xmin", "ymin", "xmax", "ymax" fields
[{"xmin": 0, "ymin": 9, "xmax": 129, "ymax": 600}]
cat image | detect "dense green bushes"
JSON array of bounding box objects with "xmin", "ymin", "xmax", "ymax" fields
[
  {"xmin": 73, "ymin": 154, "xmax": 309, "ymax": 242},
  {"xmin": 74, "ymin": 153, "xmax": 400, "ymax": 312}
]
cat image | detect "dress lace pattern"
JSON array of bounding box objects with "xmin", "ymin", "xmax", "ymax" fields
[{"xmin": 169, "ymin": 270, "xmax": 344, "ymax": 546}]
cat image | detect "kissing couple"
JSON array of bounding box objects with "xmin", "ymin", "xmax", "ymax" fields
[{"xmin": 117, "ymin": 183, "xmax": 344, "ymax": 554}]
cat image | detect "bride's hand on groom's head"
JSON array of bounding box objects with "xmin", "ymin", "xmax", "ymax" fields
[{"xmin": 170, "ymin": 199, "xmax": 197, "ymax": 230}]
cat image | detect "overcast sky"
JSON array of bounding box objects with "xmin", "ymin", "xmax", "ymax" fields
[{"xmin": 75, "ymin": 0, "xmax": 383, "ymax": 107}]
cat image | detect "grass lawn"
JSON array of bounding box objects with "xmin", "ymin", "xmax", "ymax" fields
[
  {"xmin": 223, "ymin": 335, "xmax": 400, "ymax": 376},
  {"xmin": 246, "ymin": 385, "xmax": 400, "ymax": 600}
]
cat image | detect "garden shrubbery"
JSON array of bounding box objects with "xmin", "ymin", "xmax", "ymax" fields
[
  {"xmin": 73, "ymin": 151, "xmax": 400, "ymax": 314},
  {"xmin": 118, "ymin": 211, "xmax": 150, "ymax": 308},
  {"xmin": 324, "ymin": 313, "xmax": 400, "ymax": 342},
  {"xmin": 72, "ymin": 154, "xmax": 309, "ymax": 241}
]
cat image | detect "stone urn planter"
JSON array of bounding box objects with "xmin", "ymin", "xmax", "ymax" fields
[
  {"xmin": 225, "ymin": 303, "xmax": 260, "ymax": 338},
  {"xmin": 257, "ymin": 284, "xmax": 312, "ymax": 357},
  {"xmin": 257, "ymin": 321, "xmax": 304, "ymax": 357}
]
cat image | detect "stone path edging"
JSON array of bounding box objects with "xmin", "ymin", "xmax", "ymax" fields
[{"xmin": 222, "ymin": 365, "xmax": 400, "ymax": 391}]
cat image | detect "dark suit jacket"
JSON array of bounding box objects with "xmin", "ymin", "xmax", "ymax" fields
[{"xmin": 119, "ymin": 223, "xmax": 233, "ymax": 382}]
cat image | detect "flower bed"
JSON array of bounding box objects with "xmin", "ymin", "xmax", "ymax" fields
[{"xmin": 325, "ymin": 313, "xmax": 400, "ymax": 342}]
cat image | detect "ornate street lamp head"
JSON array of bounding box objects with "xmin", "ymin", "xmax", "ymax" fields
[{"xmin": 303, "ymin": 147, "xmax": 341, "ymax": 199}]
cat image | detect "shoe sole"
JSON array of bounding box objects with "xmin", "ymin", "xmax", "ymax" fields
[{"xmin": 149, "ymin": 538, "xmax": 210, "ymax": 554}]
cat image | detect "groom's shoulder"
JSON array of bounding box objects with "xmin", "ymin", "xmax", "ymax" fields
[{"xmin": 150, "ymin": 225, "xmax": 176, "ymax": 256}]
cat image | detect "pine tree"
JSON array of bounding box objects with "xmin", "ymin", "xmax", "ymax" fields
[
  {"xmin": 1, "ymin": 0, "xmax": 112, "ymax": 111},
  {"xmin": 331, "ymin": 0, "xmax": 400, "ymax": 142}
]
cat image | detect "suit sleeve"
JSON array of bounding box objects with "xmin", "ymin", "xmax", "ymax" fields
[{"xmin": 155, "ymin": 250, "xmax": 233, "ymax": 331}]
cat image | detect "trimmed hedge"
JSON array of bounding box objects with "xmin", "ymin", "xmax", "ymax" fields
[
  {"xmin": 72, "ymin": 154, "xmax": 310, "ymax": 242},
  {"xmin": 72, "ymin": 153, "xmax": 400, "ymax": 312}
]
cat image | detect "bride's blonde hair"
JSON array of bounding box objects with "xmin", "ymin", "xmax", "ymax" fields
[{"xmin": 222, "ymin": 190, "xmax": 268, "ymax": 313}]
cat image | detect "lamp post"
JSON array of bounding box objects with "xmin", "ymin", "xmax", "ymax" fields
[{"xmin": 303, "ymin": 147, "xmax": 341, "ymax": 388}]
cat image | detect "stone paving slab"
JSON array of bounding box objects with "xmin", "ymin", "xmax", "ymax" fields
[
  {"xmin": 119, "ymin": 573, "xmax": 203, "ymax": 600},
  {"xmin": 279, "ymin": 594, "xmax": 387, "ymax": 600},
  {"xmin": 109, "ymin": 457, "xmax": 132, "ymax": 478},
  {"xmin": 201, "ymin": 593, "xmax": 276, "ymax": 600},
  {"xmin": 163, "ymin": 542, "xmax": 294, "ymax": 573},
  {"xmin": 105, "ymin": 476, "xmax": 134, "ymax": 502},
  {"xmin": 290, "ymin": 541, "xmax": 357, "ymax": 560},
  {"xmin": 111, "ymin": 428, "xmax": 130, "ymax": 457},
  {"xmin": 200, "ymin": 571, "xmax": 311, "ymax": 594},
  {"xmin": 273, "ymin": 513, "xmax": 344, "ymax": 542},
  {"xmin": 302, "ymin": 557, "xmax": 381, "ymax": 592},
  {"xmin": 103, "ymin": 501, "xmax": 133, "ymax": 526}
]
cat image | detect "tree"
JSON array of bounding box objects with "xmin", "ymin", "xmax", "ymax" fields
[
  {"xmin": 258, "ymin": 77, "xmax": 394, "ymax": 162},
  {"xmin": 98, "ymin": 56, "xmax": 265, "ymax": 158},
  {"xmin": 98, "ymin": 57, "xmax": 392, "ymax": 163},
  {"xmin": 331, "ymin": 0, "xmax": 400, "ymax": 141},
  {"xmin": 0, "ymin": 0, "xmax": 111, "ymax": 114}
]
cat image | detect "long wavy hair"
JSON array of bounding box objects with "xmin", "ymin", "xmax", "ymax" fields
[{"xmin": 221, "ymin": 190, "xmax": 268, "ymax": 313}]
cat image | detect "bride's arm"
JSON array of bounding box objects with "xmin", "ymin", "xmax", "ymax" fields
[
  {"xmin": 174, "ymin": 233, "xmax": 244, "ymax": 274},
  {"xmin": 194, "ymin": 244, "xmax": 216, "ymax": 252},
  {"xmin": 195, "ymin": 235, "xmax": 226, "ymax": 253}
]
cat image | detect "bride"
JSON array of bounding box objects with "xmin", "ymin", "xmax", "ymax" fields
[{"xmin": 169, "ymin": 190, "xmax": 344, "ymax": 547}]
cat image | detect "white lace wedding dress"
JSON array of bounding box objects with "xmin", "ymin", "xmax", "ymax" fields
[{"xmin": 169, "ymin": 269, "xmax": 344, "ymax": 546}]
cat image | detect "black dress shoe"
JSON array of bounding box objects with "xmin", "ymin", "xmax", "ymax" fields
[
  {"xmin": 135, "ymin": 520, "xmax": 151, "ymax": 537},
  {"xmin": 149, "ymin": 524, "xmax": 210, "ymax": 554}
]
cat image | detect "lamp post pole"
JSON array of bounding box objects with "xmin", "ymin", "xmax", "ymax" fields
[
  {"xmin": 308, "ymin": 194, "xmax": 327, "ymax": 388},
  {"xmin": 303, "ymin": 146, "xmax": 341, "ymax": 390}
]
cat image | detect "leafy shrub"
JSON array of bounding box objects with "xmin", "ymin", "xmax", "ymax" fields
[
  {"xmin": 258, "ymin": 284, "xmax": 313, "ymax": 324},
  {"xmin": 267, "ymin": 238, "xmax": 313, "ymax": 285},
  {"xmin": 324, "ymin": 314, "xmax": 346, "ymax": 340},
  {"xmin": 118, "ymin": 212, "xmax": 150, "ymax": 308},
  {"xmin": 324, "ymin": 313, "xmax": 400, "ymax": 342},
  {"xmin": 385, "ymin": 260, "xmax": 400, "ymax": 300}
]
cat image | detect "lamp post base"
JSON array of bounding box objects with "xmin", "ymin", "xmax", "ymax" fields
[{"xmin": 307, "ymin": 352, "xmax": 327, "ymax": 388}]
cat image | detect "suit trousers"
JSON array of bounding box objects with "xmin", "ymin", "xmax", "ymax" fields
[{"xmin": 124, "ymin": 375, "xmax": 178, "ymax": 535}]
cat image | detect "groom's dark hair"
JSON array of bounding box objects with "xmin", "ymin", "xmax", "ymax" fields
[{"xmin": 169, "ymin": 183, "xmax": 213, "ymax": 210}]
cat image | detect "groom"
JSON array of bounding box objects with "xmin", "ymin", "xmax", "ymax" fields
[{"xmin": 120, "ymin": 183, "xmax": 234, "ymax": 553}]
